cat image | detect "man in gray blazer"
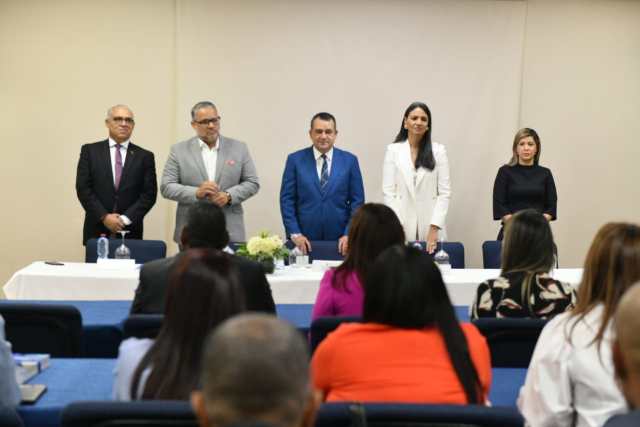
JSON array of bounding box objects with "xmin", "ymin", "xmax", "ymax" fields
[{"xmin": 161, "ymin": 101, "xmax": 259, "ymax": 243}]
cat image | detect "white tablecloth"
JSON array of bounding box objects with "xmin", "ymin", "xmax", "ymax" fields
[{"xmin": 3, "ymin": 261, "xmax": 583, "ymax": 306}]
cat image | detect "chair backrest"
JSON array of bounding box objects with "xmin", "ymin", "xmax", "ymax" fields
[
  {"xmin": 482, "ymin": 240, "xmax": 502, "ymax": 269},
  {"xmin": 0, "ymin": 302, "xmax": 82, "ymax": 357},
  {"xmin": 0, "ymin": 406, "xmax": 23, "ymax": 427},
  {"xmin": 285, "ymin": 240, "xmax": 344, "ymax": 262},
  {"xmin": 316, "ymin": 402, "xmax": 524, "ymax": 427},
  {"xmin": 61, "ymin": 401, "xmax": 197, "ymax": 427},
  {"xmin": 472, "ymin": 318, "xmax": 548, "ymax": 368},
  {"xmin": 122, "ymin": 315, "xmax": 164, "ymax": 340},
  {"xmin": 409, "ymin": 241, "xmax": 465, "ymax": 268},
  {"xmin": 309, "ymin": 316, "xmax": 362, "ymax": 354},
  {"xmin": 85, "ymin": 239, "xmax": 167, "ymax": 264},
  {"xmin": 603, "ymin": 410, "xmax": 640, "ymax": 427}
]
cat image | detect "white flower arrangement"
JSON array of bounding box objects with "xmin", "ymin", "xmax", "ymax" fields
[{"xmin": 236, "ymin": 231, "xmax": 289, "ymax": 261}]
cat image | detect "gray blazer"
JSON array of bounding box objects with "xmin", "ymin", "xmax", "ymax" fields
[{"xmin": 160, "ymin": 135, "xmax": 260, "ymax": 242}]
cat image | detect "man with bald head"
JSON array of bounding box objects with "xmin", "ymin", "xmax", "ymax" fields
[
  {"xmin": 76, "ymin": 105, "xmax": 157, "ymax": 244},
  {"xmin": 191, "ymin": 314, "xmax": 320, "ymax": 427},
  {"xmin": 605, "ymin": 283, "xmax": 640, "ymax": 426}
]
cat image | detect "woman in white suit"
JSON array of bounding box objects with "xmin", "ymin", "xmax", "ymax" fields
[{"xmin": 383, "ymin": 102, "xmax": 451, "ymax": 254}]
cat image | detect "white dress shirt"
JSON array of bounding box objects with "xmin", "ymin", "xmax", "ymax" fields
[
  {"xmin": 108, "ymin": 138, "xmax": 131, "ymax": 225},
  {"xmin": 313, "ymin": 147, "xmax": 333, "ymax": 179},
  {"xmin": 199, "ymin": 137, "xmax": 220, "ymax": 181},
  {"xmin": 517, "ymin": 305, "xmax": 626, "ymax": 427}
]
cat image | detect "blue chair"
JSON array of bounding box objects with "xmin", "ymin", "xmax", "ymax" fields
[
  {"xmin": 482, "ymin": 240, "xmax": 502, "ymax": 269},
  {"xmin": 0, "ymin": 406, "xmax": 23, "ymax": 427},
  {"xmin": 316, "ymin": 402, "xmax": 524, "ymax": 427},
  {"xmin": 122, "ymin": 315, "xmax": 163, "ymax": 339},
  {"xmin": 285, "ymin": 240, "xmax": 344, "ymax": 262},
  {"xmin": 472, "ymin": 317, "xmax": 548, "ymax": 368},
  {"xmin": 310, "ymin": 316, "xmax": 362, "ymax": 354},
  {"xmin": 61, "ymin": 401, "xmax": 196, "ymax": 427},
  {"xmin": 0, "ymin": 302, "xmax": 82, "ymax": 357},
  {"xmin": 85, "ymin": 238, "xmax": 167, "ymax": 264},
  {"xmin": 409, "ymin": 241, "xmax": 465, "ymax": 268},
  {"xmin": 604, "ymin": 410, "xmax": 640, "ymax": 427}
]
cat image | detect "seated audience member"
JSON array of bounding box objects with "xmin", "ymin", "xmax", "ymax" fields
[
  {"xmin": 113, "ymin": 249, "xmax": 245, "ymax": 400},
  {"xmin": 191, "ymin": 314, "xmax": 320, "ymax": 427},
  {"xmin": 604, "ymin": 282, "xmax": 640, "ymax": 427},
  {"xmin": 471, "ymin": 209, "xmax": 575, "ymax": 319},
  {"xmin": 311, "ymin": 203, "xmax": 405, "ymax": 320},
  {"xmin": 518, "ymin": 223, "xmax": 640, "ymax": 427},
  {"xmin": 130, "ymin": 201, "xmax": 275, "ymax": 314},
  {"xmin": 0, "ymin": 315, "xmax": 20, "ymax": 407},
  {"xmin": 312, "ymin": 245, "xmax": 491, "ymax": 404}
]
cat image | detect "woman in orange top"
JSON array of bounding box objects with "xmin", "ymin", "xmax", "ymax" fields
[{"xmin": 311, "ymin": 245, "xmax": 491, "ymax": 404}]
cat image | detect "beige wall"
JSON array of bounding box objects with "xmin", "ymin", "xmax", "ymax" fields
[{"xmin": 0, "ymin": 0, "xmax": 638, "ymax": 286}]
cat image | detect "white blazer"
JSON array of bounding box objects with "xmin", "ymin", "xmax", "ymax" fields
[{"xmin": 382, "ymin": 141, "xmax": 451, "ymax": 241}]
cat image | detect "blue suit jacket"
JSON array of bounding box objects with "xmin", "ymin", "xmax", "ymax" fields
[{"xmin": 280, "ymin": 147, "xmax": 365, "ymax": 240}]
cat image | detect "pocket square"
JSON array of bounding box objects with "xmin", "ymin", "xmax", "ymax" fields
[{"xmin": 226, "ymin": 159, "xmax": 236, "ymax": 166}]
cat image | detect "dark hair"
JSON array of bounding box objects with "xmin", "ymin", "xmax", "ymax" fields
[
  {"xmin": 363, "ymin": 245, "xmax": 482, "ymax": 403},
  {"xmin": 501, "ymin": 210, "xmax": 556, "ymax": 309},
  {"xmin": 310, "ymin": 112, "xmax": 337, "ymax": 130},
  {"xmin": 181, "ymin": 201, "xmax": 230, "ymax": 249},
  {"xmin": 508, "ymin": 128, "xmax": 541, "ymax": 166},
  {"xmin": 191, "ymin": 101, "xmax": 217, "ymax": 121},
  {"xmin": 568, "ymin": 223, "xmax": 640, "ymax": 352},
  {"xmin": 331, "ymin": 203, "xmax": 405, "ymax": 291},
  {"xmin": 131, "ymin": 249, "xmax": 245, "ymax": 399},
  {"xmin": 200, "ymin": 314, "xmax": 311, "ymax": 427},
  {"xmin": 394, "ymin": 102, "xmax": 435, "ymax": 171}
]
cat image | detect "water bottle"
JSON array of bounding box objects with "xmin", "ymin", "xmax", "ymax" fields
[{"xmin": 97, "ymin": 234, "xmax": 109, "ymax": 260}]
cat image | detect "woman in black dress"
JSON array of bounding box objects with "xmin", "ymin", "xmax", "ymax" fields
[{"xmin": 493, "ymin": 128, "xmax": 557, "ymax": 240}]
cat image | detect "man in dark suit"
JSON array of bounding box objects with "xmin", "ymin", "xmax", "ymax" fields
[
  {"xmin": 76, "ymin": 105, "xmax": 157, "ymax": 244},
  {"xmin": 130, "ymin": 201, "xmax": 275, "ymax": 314},
  {"xmin": 279, "ymin": 112, "xmax": 365, "ymax": 255}
]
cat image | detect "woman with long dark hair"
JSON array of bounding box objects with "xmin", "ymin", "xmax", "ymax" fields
[
  {"xmin": 312, "ymin": 245, "xmax": 491, "ymax": 404},
  {"xmin": 518, "ymin": 223, "xmax": 640, "ymax": 426},
  {"xmin": 471, "ymin": 209, "xmax": 575, "ymax": 319},
  {"xmin": 382, "ymin": 102, "xmax": 451, "ymax": 253},
  {"xmin": 311, "ymin": 203, "xmax": 405, "ymax": 320},
  {"xmin": 113, "ymin": 249, "xmax": 245, "ymax": 400},
  {"xmin": 493, "ymin": 128, "xmax": 557, "ymax": 240}
]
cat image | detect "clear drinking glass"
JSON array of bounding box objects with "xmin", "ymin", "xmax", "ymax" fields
[
  {"xmin": 433, "ymin": 237, "xmax": 450, "ymax": 267},
  {"xmin": 114, "ymin": 230, "xmax": 131, "ymax": 259}
]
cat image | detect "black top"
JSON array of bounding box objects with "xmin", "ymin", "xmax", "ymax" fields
[
  {"xmin": 470, "ymin": 271, "xmax": 575, "ymax": 320},
  {"xmin": 492, "ymin": 164, "xmax": 557, "ymax": 220}
]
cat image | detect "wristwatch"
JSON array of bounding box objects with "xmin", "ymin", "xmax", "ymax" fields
[{"xmin": 224, "ymin": 192, "xmax": 232, "ymax": 205}]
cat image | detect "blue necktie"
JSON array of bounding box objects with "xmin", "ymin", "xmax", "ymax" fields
[{"xmin": 320, "ymin": 154, "xmax": 329, "ymax": 191}]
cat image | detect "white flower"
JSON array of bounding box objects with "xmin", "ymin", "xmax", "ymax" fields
[{"xmin": 246, "ymin": 233, "xmax": 284, "ymax": 256}]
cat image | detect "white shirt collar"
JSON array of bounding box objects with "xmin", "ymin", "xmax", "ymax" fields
[
  {"xmin": 313, "ymin": 146, "xmax": 333, "ymax": 161},
  {"xmin": 109, "ymin": 137, "xmax": 130, "ymax": 149},
  {"xmin": 199, "ymin": 137, "xmax": 220, "ymax": 151}
]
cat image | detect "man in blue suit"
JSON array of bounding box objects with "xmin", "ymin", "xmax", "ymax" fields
[{"xmin": 280, "ymin": 112, "xmax": 365, "ymax": 255}]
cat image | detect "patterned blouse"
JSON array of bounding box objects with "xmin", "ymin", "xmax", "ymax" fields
[{"xmin": 470, "ymin": 271, "xmax": 576, "ymax": 320}]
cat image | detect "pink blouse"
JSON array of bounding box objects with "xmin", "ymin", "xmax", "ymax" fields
[{"xmin": 311, "ymin": 269, "xmax": 364, "ymax": 320}]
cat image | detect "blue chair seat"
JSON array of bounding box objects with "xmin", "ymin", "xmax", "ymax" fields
[{"xmin": 85, "ymin": 238, "xmax": 166, "ymax": 264}]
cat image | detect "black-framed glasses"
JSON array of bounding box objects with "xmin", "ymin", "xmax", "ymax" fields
[
  {"xmin": 194, "ymin": 117, "xmax": 221, "ymax": 126},
  {"xmin": 111, "ymin": 117, "xmax": 135, "ymax": 125}
]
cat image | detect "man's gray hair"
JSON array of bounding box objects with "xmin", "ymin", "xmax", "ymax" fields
[
  {"xmin": 106, "ymin": 104, "xmax": 133, "ymax": 120},
  {"xmin": 191, "ymin": 101, "xmax": 217, "ymax": 121},
  {"xmin": 200, "ymin": 314, "xmax": 311, "ymax": 427}
]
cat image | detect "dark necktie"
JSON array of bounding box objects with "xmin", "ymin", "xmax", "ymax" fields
[
  {"xmin": 320, "ymin": 154, "xmax": 329, "ymax": 191},
  {"xmin": 115, "ymin": 144, "xmax": 123, "ymax": 189}
]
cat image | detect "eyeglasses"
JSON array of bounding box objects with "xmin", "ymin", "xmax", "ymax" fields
[
  {"xmin": 111, "ymin": 117, "xmax": 135, "ymax": 125},
  {"xmin": 194, "ymin": 117, "xmax": 221, "ymax": 126}
]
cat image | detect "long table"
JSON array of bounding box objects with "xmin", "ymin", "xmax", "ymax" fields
[
  {"xmin": 19, "ymin": 359, "xmax": 527, "ymax": 427},
  {"xmin": 3, "ymin": 261, "xmax": 583, "ymax": 306}
]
